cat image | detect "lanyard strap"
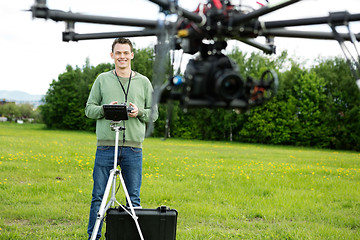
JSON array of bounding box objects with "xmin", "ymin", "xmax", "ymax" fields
[
  {"xmin": 114, "ymin": 70, "xmax": 132, "ymax": 145},
  {"xmin": 114, "ymin": 70, "xmax": 132, "ymax": 103}
]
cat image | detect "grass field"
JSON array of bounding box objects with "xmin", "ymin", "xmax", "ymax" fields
[{"xmin": 0, "ymin": 123, "xmax": 359, "ymax": 239}]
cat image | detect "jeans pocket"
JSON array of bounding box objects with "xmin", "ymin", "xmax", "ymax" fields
[
  {"xmin": 95, "ymin": 146, "xmax": 114, "ymax": 167},
  {"xmin": 130, "ymin": 147, "xmax": 142, "ymax": 153},
  {"xmin": 97, "ymin": 146, "xmax": 111, "ymax": 151}
]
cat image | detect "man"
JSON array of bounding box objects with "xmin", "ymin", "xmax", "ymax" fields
[{"xmin": 85, "ymin": 38, "xmax": 158, "ymax": 239}]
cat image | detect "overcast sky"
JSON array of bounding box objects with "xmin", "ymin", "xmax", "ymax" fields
[{"xmin": 1, "ymin": 0, "xmax": 360, "ymax": 95}]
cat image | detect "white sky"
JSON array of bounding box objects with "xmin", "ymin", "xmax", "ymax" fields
[{"xmin": 1, "ymin": 0, "xmax": 360, "ymax": 95}]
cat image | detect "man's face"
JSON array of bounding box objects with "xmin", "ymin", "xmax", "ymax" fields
[{"xmin": 111, "ymin": 43, "xmax": 134, "ymax": 70}]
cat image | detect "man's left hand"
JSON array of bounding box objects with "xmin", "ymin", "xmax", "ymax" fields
[{"xmin": 128, "ymin": 102, "xmax": 138, "ymax": 118}]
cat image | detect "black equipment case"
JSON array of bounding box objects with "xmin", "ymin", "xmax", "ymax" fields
[{"xmin": 105, "ymin": 206, "xmax": 178, "ymax": 240}]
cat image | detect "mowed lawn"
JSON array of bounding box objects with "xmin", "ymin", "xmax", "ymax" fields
[{"xmin": 0, "ymin": 123, "xmax": 359, "ymax": 239}]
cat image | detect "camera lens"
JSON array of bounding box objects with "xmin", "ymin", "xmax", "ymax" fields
[{"xmin": 215, "ymin": 70, "xmax": 244, "ymax": 101}]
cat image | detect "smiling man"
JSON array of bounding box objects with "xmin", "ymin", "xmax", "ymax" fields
[{"xmin": 85, "ymin": 37, "xmax": 158, "ymax": 240}]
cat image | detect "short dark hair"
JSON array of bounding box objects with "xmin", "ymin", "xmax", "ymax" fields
[{"xmin": 112, "ymin": 38, "xmax": 133, "ymax": 53}]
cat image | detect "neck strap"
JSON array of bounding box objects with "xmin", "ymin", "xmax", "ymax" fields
[{"xmin": 114, "ymin": 70, "xmax": 132, "ymax": 103}]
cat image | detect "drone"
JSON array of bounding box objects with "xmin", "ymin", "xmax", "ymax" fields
[{"xmin": 30, "ymin": 0, "xmax": 360, "ymax": 133}]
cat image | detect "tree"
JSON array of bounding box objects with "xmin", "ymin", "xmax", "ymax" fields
[
  {"xmin": 311, "ymin": 58, "xmax": 360, "ymax": 150},
  {"xmin": 0, "ymin": 103, "xmax": 40, "ymax": 122},
  {"xmin": 18, "ymin": 104, "xmax": 34, "ymax": 119},
  {"xmin": 132, "ymin": 48, "xmax": 154, "ymax": 80},
  {"xmin": 0, "ymin": 103, "xmax": 20, "ymax": 121}
]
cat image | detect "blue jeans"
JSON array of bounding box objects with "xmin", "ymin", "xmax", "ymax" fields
[{"xmin": 87, "ymin": 146, "xmax": 142, "ymax": 240}]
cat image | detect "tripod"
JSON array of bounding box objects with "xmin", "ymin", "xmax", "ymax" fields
[{"xmin": 91, "ymin": 121, "xmax": 144, "ymax": 240}]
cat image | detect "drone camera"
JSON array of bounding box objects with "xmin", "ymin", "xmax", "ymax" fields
[
  {"xmin": 160, "ymin": 40, "xmax": 278, "ymax": 110},
  {"xmin": 184, "ymin": 53, "xmax": 245, "ymax": 102}
]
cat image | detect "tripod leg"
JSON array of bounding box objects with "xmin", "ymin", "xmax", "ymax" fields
[
  {"xmin": 118, "ymin": 171, "xmax": 144, "ymax": 240},
  {"xmin": 90, "ymin": 169, "xmax": 118, "ymax": 240}
]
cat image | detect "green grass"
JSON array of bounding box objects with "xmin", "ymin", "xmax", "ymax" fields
[{"xmin": 0, "ymin": 122, "xmax": 359, "ymax": 239}]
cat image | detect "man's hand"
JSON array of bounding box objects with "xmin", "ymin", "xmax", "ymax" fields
[{"xmin": 128, "ymin": 102, "xmax": 138, "ymax": 118}]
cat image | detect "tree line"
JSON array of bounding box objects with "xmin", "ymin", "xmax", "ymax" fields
[
  {"xmin": 0, "ymin": 102, "xmax": 41, "ymax": 122},
  {"xmin": 39, "ymin": 48, "xmax": 360, "ymax": 151}
]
